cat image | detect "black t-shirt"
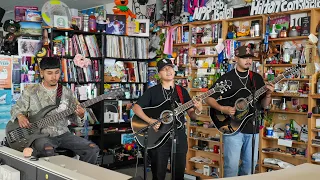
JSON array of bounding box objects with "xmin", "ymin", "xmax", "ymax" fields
[
  {"xmin": 210, "ymin": 69, "xmax": 265, "ymax": 134},
  {"xmin": 136, "ymin": 84, "xmax": 192, "ymax": 123}
]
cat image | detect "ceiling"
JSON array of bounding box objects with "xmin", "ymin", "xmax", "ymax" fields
[{"xmin": 1, "ymin": 0, "xmax": 114, "ymax": 21}]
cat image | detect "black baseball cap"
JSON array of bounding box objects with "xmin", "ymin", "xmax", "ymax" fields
[
  {"xmin": 40, "ymin": 57, "xmax": 61, "ymax": 70},
  {"xmin": 235, "ymin": 44, "xmax": 255, "ymax": 58},
  {"xmin": 157, "ymin": 59, "xmax": 174, "ymax": 71}
]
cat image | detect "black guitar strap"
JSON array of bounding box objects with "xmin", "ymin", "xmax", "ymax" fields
[{"xmin": 56, "ymin": 84, "xmax": 63, "ymax": 106}]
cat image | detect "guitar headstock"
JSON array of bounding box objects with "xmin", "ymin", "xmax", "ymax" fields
[
  {"xmin": 283, "ymin": 64, "xmax": 302, "ymax": 77},
  {"xmin": 214, "ymin": 80, "xmax": 232, "ymax": 94},
  {"xmin": 103, "ymin": 88, "xmax": 125, "ymax": 99}
]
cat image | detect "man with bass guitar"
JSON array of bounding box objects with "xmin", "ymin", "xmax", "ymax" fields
[
  {"xmin": 132, "ymin": 59, "xmax": 203, "ymax": 180},
  {"xmin": 10, "ymin": 57, "xmax": 99, "ymax": 164},
  {"xmin": 205, "ymin": 45, "xmax": 274, "ymax": 177}
]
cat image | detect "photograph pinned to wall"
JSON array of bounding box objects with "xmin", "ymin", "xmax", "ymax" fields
[
  {"xmin": 134, "ymin": 19, "xmax": 149, "ymax": 37},
  {"xmin": 53, "ymin": 15, "xmax": 69, "ymax": 28},
  {"xmin": 0, "ymin": 89, "xmax": 12, "ymax": 129},
  {"xmin": 105, "ymin": 14, "xmax": 126, "ymax": 35},
  {"xmin": 121, "ymin": 133, "xmax": 135, "ymax": 145},
  {"xmin": 18, "ymin": 39, "xmax": 42, "ymax": 57},
  {"xmin": 0, "ymin": 55, "xmax": 12, "ymax": 88},
  {"xmin": 146, "ymin": 4, "xmax": 156, "ymax": 23},
  {"xmin": 12, "ymin": 84, "xmax": 21, "ymax": 104}
]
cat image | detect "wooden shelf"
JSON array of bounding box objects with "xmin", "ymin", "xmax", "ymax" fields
[
  {"xmin": 173, "ymin": 43, "xmax": 189, "ymax": 46},
  {"xmin": 191, "ymin": 43, "xmax": 217, "ymax": 47},
  {"xmin": 269, "ymin": 36, "xmax": 309, "ymax": 41},
  {"xmin": 271, "ymin": 92, "xmax": 308, "ymax": 98},
  {"xmin": 188, "ymin": 148, "xmax": 220, "ymax": 158},
  {"xmin": 226, "ymin": 15, "xmax": 263, "ymax": 22},
  {"xmin": 267, "ymin": 9, "xmax": 311, "ymax": 17},
  {"xmin": 189, "ymin": 20, "xmax": 222, "ymax": 25},
  {"xmin": 312, "ymin": 114, "xmax": 320, "ymax": 117},
  {"xmin": 188, "ymin": 137, "xmax": 221, "ymax": 145},
  {"xmin": 189, "ymin": 160, "xmax": 219, "ymax": 168},
  {"xmin": 262, "ymin": 137, "xmax": 307, "ymax": 145},
  {"xmin": 190, "ymin": 88, "xmax": 209, "ymax": 92},
  {"xmin": 261, "ymin": 164, "xmax": 282, "ymax": 170},
  {"xmin": 185, "ymin": 170, "xmax": 214, "ymax": 179},
  {"xmin": 190, "ymin": 55, "xmax": 218, "ymax": 58},
  {"xmin": 262, "ymin": 151, "xmax": 307, "ymax": 161},
  {"xmin": 264, "ymin": 64, "xmax": 306, "ymax": 67},
  {"xmin": 310, "ymin": 94, "xmax": 320, "ymax": 99},
  {"xmin": 231, "ymin": 36, "xmax": 262, "ymax": 41},
  {"xmin": 269, "ymin": 109, "xmax": 307, "ymax": 115},
  {"xmin": 311, "ymin": 144, "xmax": 320, "ymax": 148},
  {"xmin": 174, "ymin": 76, "xmax": 187, "ymax": 79},
  {"xmin": 312, "ymin": 128, "xmax": 320, "ymax": 132}
]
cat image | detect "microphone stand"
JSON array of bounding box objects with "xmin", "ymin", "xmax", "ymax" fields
[
  {"xmin": 169, "ymin": 86, "xmax": 177, "ymax": 180},
  {"xmin": 250, "ymin": 75, "xmax": 258, "ymax": 175}
]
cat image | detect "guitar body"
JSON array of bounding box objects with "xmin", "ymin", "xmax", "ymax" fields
[
  {"xmin": 210, "ymin": 88, "xmax": 255, "ymax": 135},
  {"xmin": 6, "ymin": 105, "xmax": 56, "ymax": 152},
  {"xmin": 131, "ymin": 100, "xmax": 183, "ymax": 149}
]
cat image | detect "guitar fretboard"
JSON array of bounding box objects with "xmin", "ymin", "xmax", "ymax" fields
[
  {"xmin": 246, "ymin": 67, "xmax": 298, "ymax": 104},
  {"xmin": 35, "ymin": 94, "xmax": 108, "ymax": 128},
  {"xmin": 175, "ymin": 88, "xmax": 216, "ymax": 116}
]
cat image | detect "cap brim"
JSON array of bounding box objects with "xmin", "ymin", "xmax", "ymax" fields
[
  {"xmin": 158, "ymin": 64, "xmax": 174, "ymax": 71},
  {"xmin": 237, "ymin": 54, "xmax": 255, "ymax": 58}
]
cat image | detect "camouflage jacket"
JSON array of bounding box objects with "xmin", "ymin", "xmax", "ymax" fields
[{"xmin": 10, "ymin": 84, "xmax": 84, "ymax": 137}]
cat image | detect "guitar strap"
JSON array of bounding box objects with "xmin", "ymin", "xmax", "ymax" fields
[
  {"xmin": 249, "ymin": 70, "xmax": 255, "ymax": 88},
  {"xmin": 175, "ymin": 85, "xmax": 184, "ymax": 104},
  {"xmin": 56, "ymin": 84, "xmax": 63, "ymax": 106}
]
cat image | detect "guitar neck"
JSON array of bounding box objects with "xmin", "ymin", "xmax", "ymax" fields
[
  {"xmin": 247, "ymin": 74, "xmax": 285, "ymax": 103},
  {"xmin": 36, "ymin": 94, "xmax": 107, "ymax": 128},
  {"xmin": 175, "ymin": 88, "xmax": 216, "ymax": 115}
]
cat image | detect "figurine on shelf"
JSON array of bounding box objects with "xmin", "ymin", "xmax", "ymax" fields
[
  {"xmin": 112, "ymin": 0, "xmax": 136, "ymax": 19},
  {"xmin": 203, "ymin": 24, "xmax": 213, "ymax": 44},
  {"xmin": 227, "ymin": 22, "xmax": 237, "ymax": 39},
  {"xmin": 284, "ymin": 123, "xmax": 292, "ymax": 139},
  {"xmin": 96, "ymin": 14, "xmax": 107, "ymax": 33}
]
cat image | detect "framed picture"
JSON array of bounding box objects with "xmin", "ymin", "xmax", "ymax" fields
[
  {"xmin": 19, "ymin": 21, "xmax": 42, "ymax": 35},
  {"xmin": 134, "ymin": 19, "xmax": 150, "ymax": 37},
  {"xmin": 53, "ymin": 15, "xmax": 69, "ymax": 28},
  {"xmin": 18, "ymin": 39, "xmax": 42, "ymax": 57},
  {"xmin": 105, "ymin": 14, "xmax": 126, "ymax": 35},
  {"xmin": 71, "ymin": 16, "xmax": 82, "ymax": 30},
  {"xmin": 271, "ymin": 98, "xmax": 282, "ymax": 109}
]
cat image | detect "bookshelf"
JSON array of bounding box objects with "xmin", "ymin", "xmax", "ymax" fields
[{"xmin": 48, "ymin": 28, "xmax": 149, "ymax": 168}]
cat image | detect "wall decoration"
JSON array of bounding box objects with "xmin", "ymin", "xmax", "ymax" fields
[
  {"xmin": 19, "ymin": 21, "xmax": 42, "ymax": 35},
  {"xmin": 18, "ymin": 39, "xmax": 42, "ymax": 57},
  {"xmin": 14, "ymin": 6, "xmax": 38, "ymax": 22},
  {"xmin": 53, "ymin": 15, "xmax": 69, "ymax": 28},
  {"xmin": 133, "ymin": 19, "xmax": 150, "ymax": 37},
  {"xmin": 113, "ymin": 0, "xmax": 136, "ymax": 19},
  {"xmin": 0, "ymin": 89, "xmax": 12, "ymax": 129},
  {"xmin": 146, "ymin": 4, "xmax": 156, "ymax": 23},
  {"xmin": 105, "ymin": 14, "xmax": 126, "ymax": 35},
  {"xmin": 192, "ymin": 0, "xmax": 234, "ymax": 21},
  {"xmin": 80, "ymin": 5, "xmax": 105, "ymax": 17},
  {"xmin": 0, "ymin": 56, "xmax": 12, "ymax": 89},
  {"xmin": 71, "ymin": 16, "xmax": 82, "ymax": 30}
]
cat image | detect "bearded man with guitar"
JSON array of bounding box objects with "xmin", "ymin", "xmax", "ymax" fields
[
  {"xmin": 9, "ymin": 57, "xmax": 99, "ymax": 164},
  {"xmin": 205, "ymin": 45, "xmax": 274, "ymax": 177},
  {"xmin": 132, "ymin": 59, "xmax": 203, "ymax": 180}
]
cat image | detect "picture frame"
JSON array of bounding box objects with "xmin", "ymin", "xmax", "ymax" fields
[
  {"xmin": 71, "ymin": 16, "xmax": 82, "ymax": 30},
  {"xmin": 18, "ymin": 39, "xmax": 42, "ymax": 57},
  {"xmin": 53, "ymin": 15, "xmax": 69, "ymax": 28},
  {"xmin": 271, "ymin": 98, "xmax": 282, "ymax": 109},
  {"xmin": 133, "ymin": 19, "xmax": 150, "ymax": 37},
  {"xmin": 105, "ymin": 14, "xmax": 126, "ymax": 35}
]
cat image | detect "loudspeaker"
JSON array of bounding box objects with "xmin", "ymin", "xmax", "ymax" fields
[{"xmin": 0, "ymin": 7, "xmax": 5, "ymax": 27}]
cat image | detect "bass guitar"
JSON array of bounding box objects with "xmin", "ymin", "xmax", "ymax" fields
[
  {"xmin": 6, "ymin": 88, "xmax": 123, "ymax": 152},
  {"xmin": 131, "ymin": 80, "xmax": 232, "ymax": 149},
  {"xmin": 210, "ymin": 64, "xmax": 301, "ymax": 135}
]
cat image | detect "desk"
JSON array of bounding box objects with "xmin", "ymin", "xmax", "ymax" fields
[
  {"xmin": 0, "ymin": 146, "xmax": 131, "ymax": 180},
  {"xmin": 213, "ymin": 163, "xmax": 319, "ymax": 180},
  {"xmin": 41, "ymin": 155, "xmax": 132, "ymax": 180}
]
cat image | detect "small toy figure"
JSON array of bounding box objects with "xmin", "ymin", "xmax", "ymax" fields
[
  {"xmin": 96, "ymin": 15, "xmax": 107, "ymax": 33},
  {"xmin": 0, "ymin": 19, "xmax": 20, "ymax": 55},
  {"xmin": 113, "ymin": 0, "xmax": 136, "ymax": 19},
  {"xmin": 284, "ymin": 123, "xmax": 292, "ymax": 139}
]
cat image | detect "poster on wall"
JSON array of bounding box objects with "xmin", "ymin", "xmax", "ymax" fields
[
  {"xmin": 0, "ymin": 89, "xmax": 12, "ymax": 129},
  {"xmin": 81, "ymin": 5, "xmax": 105, "ymax": 17},
  {"xmin": 18, "ymin": 39, "xmax": 42, "ymax": 57},
  {"xmin": 0, "ymin": 56, "xmax": 12, "ymax": 89},
  {"xmin": 105, "ymin": 14, "xmax": 126, "ymax": 35},
  {"xmin": 146, "ymin": 4, "xmax": 156, "ymax": 23}
]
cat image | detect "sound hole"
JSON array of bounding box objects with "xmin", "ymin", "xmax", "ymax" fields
[
  {"xmin": 235, "ymin": 98, "xmax": 248, "ymax": 111},
  {"xmin": 161, "ymin": 110, "xmax": 173, "ymax": 125}
]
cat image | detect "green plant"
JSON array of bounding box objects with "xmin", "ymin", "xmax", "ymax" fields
[
  {"xmin": 264, "ymin": 112, "xmax": 273, "ymax": 127},
  {"xmin": 156, "ymin": 32, "xmax": 168, "ymax": 62}
]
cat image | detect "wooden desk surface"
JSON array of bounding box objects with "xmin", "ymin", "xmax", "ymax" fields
[
  {"xmin": 214, "ymin": 163, "xmax": 319, "ymax": 180},
  {"xmin": 43, "ymin": 155, "xmax": 132, "ymax": 180},
  {"xmin": 0, "ymin": 146, "xmax": 131, "ymax": 180}
]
